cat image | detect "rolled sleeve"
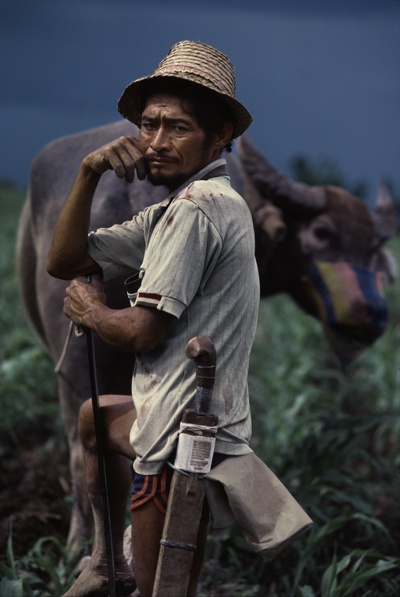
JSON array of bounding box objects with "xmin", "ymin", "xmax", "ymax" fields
[
  {"xmin": 87, "ymin": 211, "xmax": 148, "ymax": 281},
  {"xmin": 135, "ymin": 293, "xmax": 186, "ymax": 318}
]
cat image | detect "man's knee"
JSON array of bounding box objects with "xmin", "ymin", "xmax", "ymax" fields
[
  {"xmin": 78, "ymin": 398, "xmax": 97, "ymax": 449},
  {"xmin": 78, "ymin": 394, "xmax": 134, "ymax": 453}
]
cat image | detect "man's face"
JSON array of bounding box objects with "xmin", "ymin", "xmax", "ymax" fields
[{"xmin": 139, "ymin": 93, "xmax": 221, "ymax": 191}]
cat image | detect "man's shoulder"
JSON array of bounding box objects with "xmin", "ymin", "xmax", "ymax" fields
[
  {"xmin": 174, "ymin": 176, "xmax": 241, "ymax": 206},
  {"xmin": 169, "ymin": 178, "xmax": 252, "ymax": 239}
]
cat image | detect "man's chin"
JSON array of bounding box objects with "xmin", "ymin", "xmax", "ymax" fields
[{"xmin": 147, "ymin": 173, "xmax": 187, "ymax": 191}]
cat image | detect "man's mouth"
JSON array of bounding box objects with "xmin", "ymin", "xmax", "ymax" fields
[{"xmin": 146, "ymin": 154, "xmax": 177, "ymax": 165}]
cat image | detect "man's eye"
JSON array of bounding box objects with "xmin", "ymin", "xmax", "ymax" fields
[
  {"xmin": 142, "ymin": 122, "xmax": 156, "ymax": 132},
  {"xmin": 172, "ymin": 124, "xmax": 188, "ymax": 133}
]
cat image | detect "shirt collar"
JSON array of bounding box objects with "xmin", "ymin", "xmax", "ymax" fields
[{"xmin": 162, "ymin": 158, "xmax": 228, "ymax": 204}]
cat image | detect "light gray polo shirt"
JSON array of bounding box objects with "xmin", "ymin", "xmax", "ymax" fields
[{"xmin": 88, "ymin": 159, "xmax": 260, "ymax": 475}]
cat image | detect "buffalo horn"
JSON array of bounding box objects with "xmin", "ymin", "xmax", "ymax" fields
[{"xmin": 237, "ymin": 136, "xmax": 327, "ymax": 211}]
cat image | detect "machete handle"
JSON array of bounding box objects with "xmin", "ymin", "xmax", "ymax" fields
[{"xmin": 185, "ymin": 336, "xmax": 216, "ymax": 390}]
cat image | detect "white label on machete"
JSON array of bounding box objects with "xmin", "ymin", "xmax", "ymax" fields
[{"xmin": 175, "ymin": 433, "xmax": 216, "ymax": 473}]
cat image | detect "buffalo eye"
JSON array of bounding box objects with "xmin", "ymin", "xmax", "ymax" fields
[{"xmin": 313, "ymin": 226, "xmax": 332, "ymax": 241}]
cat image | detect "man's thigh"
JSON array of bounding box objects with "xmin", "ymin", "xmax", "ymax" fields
[{"xmin": 79, "ymin": 394, "xmax": 136, "ymax": 460}]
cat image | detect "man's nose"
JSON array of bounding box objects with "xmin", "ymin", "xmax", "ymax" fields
[{"xmin": 150, "ymin": 127, "xmax": 171, "ymax": 152}]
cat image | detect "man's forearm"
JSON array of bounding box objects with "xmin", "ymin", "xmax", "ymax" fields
[
  {"xmin": 46, "ymin": 161, "xmax": 101, "ymax": 279},
  {"xmin": 47, "ymin": 135, "xmax": 145, "ymax": 280},
  {"xmin": 90, "ymin": 306, "xmax": 172, "ymax": 354},
  {"xmin": 62, "ymin": 276, "xmax": 172, "ymax": 353}
]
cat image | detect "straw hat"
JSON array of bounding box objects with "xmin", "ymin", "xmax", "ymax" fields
[{"xmin": 118, "ymin": 40, "xmax": 252, "ymax": 139}]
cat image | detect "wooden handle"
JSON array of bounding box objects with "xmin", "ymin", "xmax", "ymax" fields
[
  {"xmin": 185, "ymin": 336, "xmax": 216, "ymax": 389},
  {"xmin": 185, "ymin": 336, "xmax": 216, "ymax": 414}
]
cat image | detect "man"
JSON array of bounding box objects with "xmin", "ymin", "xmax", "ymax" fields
[{"xmin": 47, "ymin": 40, "xmax": 259, "ymax": 596}]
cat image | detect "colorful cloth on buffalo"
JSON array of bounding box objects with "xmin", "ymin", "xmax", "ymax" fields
[{"xmin": 304, "ymin": 261, "xmax": 387, "ymax": 343}]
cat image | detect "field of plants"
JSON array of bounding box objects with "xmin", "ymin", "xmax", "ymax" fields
[{"xmin": 0, "ymin": 181, "xmax": 399, "ymax": 596}]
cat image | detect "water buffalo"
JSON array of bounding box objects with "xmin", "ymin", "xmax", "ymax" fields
[{"xmin": 16, "ymin": 120, "xmax": 396, "ymax": 547}]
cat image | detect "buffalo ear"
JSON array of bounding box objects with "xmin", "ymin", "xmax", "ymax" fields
[{"xmin": 371, "ymin": 179, "xmax": 397, "ymax": 244}]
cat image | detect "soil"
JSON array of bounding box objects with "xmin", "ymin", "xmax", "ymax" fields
[{"xmin": 0, "ymin": 420, "xmax": 71, "ymax": 562}]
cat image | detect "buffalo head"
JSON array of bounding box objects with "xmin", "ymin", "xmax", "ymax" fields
[{"xmin": 237, "ymin": 136, "xmax": 397, "ymax": 365}]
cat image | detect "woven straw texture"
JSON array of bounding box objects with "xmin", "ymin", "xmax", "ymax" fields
[
  {"xmin": 118, "ymin": 40, "xmax": 252, "ymax": 138},
  {"xmin": 155, "ymin": 41, "xmax": 236, "ymax": 96}
]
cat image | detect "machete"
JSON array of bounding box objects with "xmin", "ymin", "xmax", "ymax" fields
[{"xmin": 152, "ymin": 336, "xmax": 218, "ymax": 597}]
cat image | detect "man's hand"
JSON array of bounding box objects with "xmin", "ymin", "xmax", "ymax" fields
[
  {"xmin": 84, "ymin": 135, "xmax": 147, "ymax": 183},
  {"xmin": 63, "ymin": 274, "xmax": 173, "ymax": 353},
  {"xmin": 64, "ymin": 274, "xmax": 106, "ymax": 327}
]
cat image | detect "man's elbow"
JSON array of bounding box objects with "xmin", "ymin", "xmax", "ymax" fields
[
  {"xmin": 46, "ymin": 256, "xmax": 74, "ymax": 280},
  {"xmin": 128, "ymin": 309, "xmax": 173, "ymax": 354},
  {"xmin": 46, "ymin": 252, "xmax": 99, "ymax": 280}
]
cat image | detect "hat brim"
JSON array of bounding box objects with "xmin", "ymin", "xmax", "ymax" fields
[{"xmin": 117, "ymin": 75, "xmax": 252, "ymax": 139}]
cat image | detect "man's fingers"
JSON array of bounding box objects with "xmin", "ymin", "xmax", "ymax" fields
[
  {"xmin": 125, "ymin": 136, "xmax": 147, "ymax": 181},
  {"xmin": 108, "ymin": 148, "xmax": 133, "ymax": 180},
  {"xmin": 108, "ymin": 137, "xmax": 147, "ymax": 183},
  {"xmin": 87, "ymin": 136, "xmax": 146, "ymax": 183}
]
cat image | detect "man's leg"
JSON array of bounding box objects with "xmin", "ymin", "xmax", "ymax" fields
[
  {"xmin": 131, "ymin": 501, "xmax": 165, "ymax": 596},
  {"xmin": 63, "ymin": 394, "xmax": 137, "ymax": 597}
]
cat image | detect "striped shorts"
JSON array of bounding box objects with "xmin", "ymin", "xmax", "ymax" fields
[{"xmin": 130, "ymin": 452, "xmax": 227, "ymax": 514}]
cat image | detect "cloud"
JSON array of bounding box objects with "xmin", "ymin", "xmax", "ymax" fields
[{"xmin": 1, "ymin": 0, "xmax": 399, "ymax": 197}]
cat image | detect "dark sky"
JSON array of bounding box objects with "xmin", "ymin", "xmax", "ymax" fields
[{"xmin": 1, "ymin": 0, "xmax": 399, "ymax": 204}]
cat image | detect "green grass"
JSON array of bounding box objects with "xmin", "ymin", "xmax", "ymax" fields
[
  {"xmin": 200, "ymin": 238, "xmax": 400, "ymax": 595},
  {"xmin": 0, "ymin": 184, "xmax": 57, "ymax": 443},
  {"xmin": 1, "ymin": 182, "xmax": 400, "ymax": 595}
]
